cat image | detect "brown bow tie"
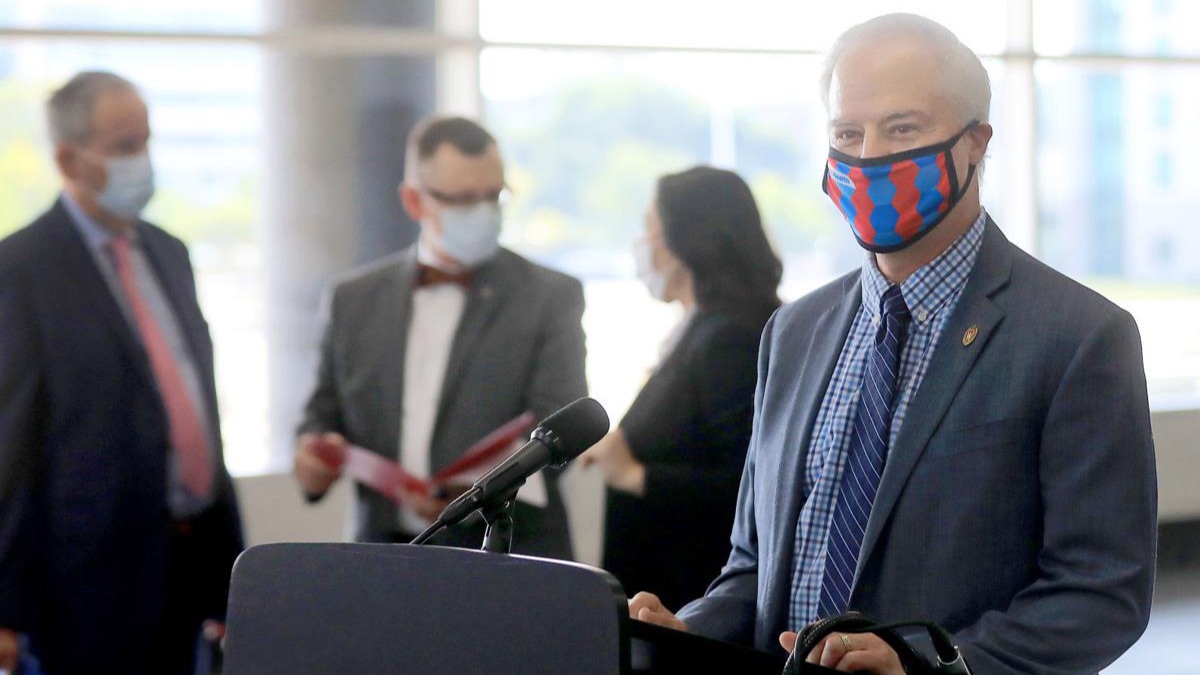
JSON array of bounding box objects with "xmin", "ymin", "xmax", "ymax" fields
[{"xmin": 416, "ymin": 263, "xmax": 472, "ymax": 289}]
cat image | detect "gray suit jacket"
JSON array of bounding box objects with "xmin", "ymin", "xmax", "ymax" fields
[
  {"xmin": 299, "ymin": 245, "xmax": 587, "ymax": 559},
  {"xmin": 678, "ymin": 219, "xmax": 1157, "ymax": 674}
]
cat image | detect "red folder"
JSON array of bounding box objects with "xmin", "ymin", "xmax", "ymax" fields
[{"xmin": 311, "ymin": 412, "xmax": 536, "ymax": 505}]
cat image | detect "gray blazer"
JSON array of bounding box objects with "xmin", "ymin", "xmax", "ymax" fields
[
  {"xmin": 299, "ymin": 245, "xmax": 588, "ymax": 559},
  {"xmin": 679, "ymin": 219, "xmax": 1157, "ymax": 674}
]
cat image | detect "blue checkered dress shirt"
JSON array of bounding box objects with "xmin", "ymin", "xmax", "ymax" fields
[{"xmin": 787, "ymin": 209, "xmax": 987, "ymax": 628}]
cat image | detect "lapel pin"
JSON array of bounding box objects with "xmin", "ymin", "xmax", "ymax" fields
[{"xmin": 963, "ymin": 325, "xmax": 979, "ymax": 347}]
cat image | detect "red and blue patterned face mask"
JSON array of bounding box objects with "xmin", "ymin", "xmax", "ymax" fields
[{"xmin": 822, "ymin": 121, "xmax": 979, "ymax": 253}]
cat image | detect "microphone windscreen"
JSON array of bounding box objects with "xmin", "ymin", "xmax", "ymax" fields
[{"xmin": 537, "ymin": 397, "xmax": 610, "ymax": 464}]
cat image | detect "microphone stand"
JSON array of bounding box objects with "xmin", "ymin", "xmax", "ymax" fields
[
  {"xmin": 479, "ymin": 489, "xmax": 518, "ymax": 554},
  {"xmin": 410, "ymin": 485, "xmax": 522, "ymax": 553}
]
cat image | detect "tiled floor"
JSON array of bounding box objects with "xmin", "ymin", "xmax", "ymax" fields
[{"xmin": 1104, "ymin": 521, "xmax": 1199, "ymax": 674}]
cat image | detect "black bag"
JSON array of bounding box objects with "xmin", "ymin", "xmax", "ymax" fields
[{"xmin": 781, "ymin": 611, "xmax": 971, "ymax": 675}]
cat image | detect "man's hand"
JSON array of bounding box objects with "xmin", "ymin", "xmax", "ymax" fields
[
  {"xmin": 0, "ymin": 628, "xmax": 20, "ymax": 672},
  {"xmin": 294, "ymin": 432, "xmax": 346, "ymax": 496},
  {"xmin": 779, "ymin": 629, "xmax": 904, "ymax": 674},
  {"xmin": 579, "ymin": 430, "xmax": 646, "ymax": 496},
  {"xmin": 628, "ymin": 592, "xmax": 688, "ymax": 632}
]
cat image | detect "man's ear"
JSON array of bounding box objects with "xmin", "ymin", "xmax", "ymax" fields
[
  {"xmin": 967, "ymin": 123, "xmax": 994, "ymax": 165},
  {"xmin": 399, "ymin": 183, "xmax": 424, "ymax": 222},
  {"xmin": 54, "ymin": 142, "xmax": 80, "ymax": 181}
]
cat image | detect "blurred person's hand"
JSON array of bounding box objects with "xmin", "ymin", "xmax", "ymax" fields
[
  {"xmin": 0, "ymin": 627, "xmax": 20, "ymax": 672},
  {"xmin": 628, "ymin": 592, "xmax": 688, "ymax": 632},
  {"xmin": 293, "ymin": 432, "xmax": 346, "ymax": 496},
  {"xmin": 579, "ymin": 430, "xmax": 646, "ymax": 496}
]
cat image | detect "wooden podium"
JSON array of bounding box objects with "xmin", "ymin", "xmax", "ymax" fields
[{"xmin": 222, "ymin": 543, "xmax": 832, "ymax": 674}]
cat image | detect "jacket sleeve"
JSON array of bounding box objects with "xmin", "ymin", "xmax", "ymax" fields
[{"xmin": 294, "ymin": 284, "xmax": 347, "ymax": 501}]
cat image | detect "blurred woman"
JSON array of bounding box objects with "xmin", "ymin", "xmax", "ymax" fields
[{"xmin": 580, "ymin": 166, "xmax": 782, "ymax": 610}]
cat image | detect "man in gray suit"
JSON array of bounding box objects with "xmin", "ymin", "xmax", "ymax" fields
[
  {"xmin": 293, "ymin": 116, "xmax": 587, "ymax": 559},
  {"xmin": 631, "ymin": 14, "xmax": 1156, "ymax": 674}
]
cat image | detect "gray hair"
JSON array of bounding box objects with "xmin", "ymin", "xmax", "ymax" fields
[
  {"xmin": 819, "ymin": 13, "xmax": 991, "ymax": 125},
  {"xmin": 46, "ymin": 71, "xmax": 139, "ymax": 144}
]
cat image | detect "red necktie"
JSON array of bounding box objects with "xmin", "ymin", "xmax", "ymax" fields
[
  {"xmin": 416, "ymin": 263, "xmax": 471, "ymax": 289},
  {"xmin": 109, "ymin": 236, "xmax": 214, "ymax": 498}
]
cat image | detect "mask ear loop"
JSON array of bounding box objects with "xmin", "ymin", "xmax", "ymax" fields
[{"xmin": 945, "ymin": 120, "xmax": 981, "ymax": 204}]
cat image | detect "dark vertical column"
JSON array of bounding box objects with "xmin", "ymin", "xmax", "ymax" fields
[{"xmin": 354, "ymin": 56, "xmax": 436, "ymax": 258}]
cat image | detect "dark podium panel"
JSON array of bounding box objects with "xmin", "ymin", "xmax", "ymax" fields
[
  {"xmin": 629, "ymin": 616, "xmax": 788, "ymax": 673},
  {"xmin": 223, "ymin": 543, "xmax": 829, "ymax": 675}
]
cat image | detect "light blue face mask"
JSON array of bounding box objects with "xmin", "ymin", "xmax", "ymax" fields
[
  {"xmin": 437, "ymin": 202, "xmax": 502, "ymax": 267},
  {"xmin": 97, "ymin": 151, "xmax": 155, "ymax": 219},
  {"xmin": 632, "ymin": 237, "xmax": 670, "ymax": 302}
]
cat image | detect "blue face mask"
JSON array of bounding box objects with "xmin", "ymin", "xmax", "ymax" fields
[
  {"xmin": 437, "ymin": 202, "xmax": 502, "ymax": 267},
  {"xmin": 97, "ymin": 151, "xmax": 155, "ymax": 219}
]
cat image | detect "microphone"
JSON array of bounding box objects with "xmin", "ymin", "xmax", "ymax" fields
[{"xmin": 411, "ymin": 397, "xmax": 609, "ymax": 545}]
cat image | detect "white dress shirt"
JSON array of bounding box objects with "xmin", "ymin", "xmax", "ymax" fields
[{"xmin": 398, "ymin": 243, "xmax": 467, "ymax": 533}]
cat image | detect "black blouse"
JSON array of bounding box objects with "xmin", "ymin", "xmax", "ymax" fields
[{"xmin": 603, "ymin": 304, "xmax": 774, "ymax": 610}]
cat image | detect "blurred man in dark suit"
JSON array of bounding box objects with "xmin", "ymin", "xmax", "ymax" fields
[{"xmin": 0, "ymin": 71, "xmax": 244, "ymax": 674}]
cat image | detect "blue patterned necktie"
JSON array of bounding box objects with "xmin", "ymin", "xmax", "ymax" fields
[{"xmin": 818, "ymin": 284, "xmax": 911, "ymax": 617}]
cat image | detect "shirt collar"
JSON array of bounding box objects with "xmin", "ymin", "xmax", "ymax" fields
[
  {"xmin": 860, "ymin": 207, "xmax": 988, "ymax": 323},
  {"xmin": 61, "ymin": 192, "xmax": 138, "ymax": 251}
]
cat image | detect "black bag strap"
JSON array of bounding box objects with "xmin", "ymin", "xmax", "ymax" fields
[{"xmin": 781, "ymin": 611, "xmax": 970, "ymax": 675}]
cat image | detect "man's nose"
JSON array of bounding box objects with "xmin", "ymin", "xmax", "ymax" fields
[{"xmin": 858, "ymin": 130, "xmax": 891, "ymax": 160}]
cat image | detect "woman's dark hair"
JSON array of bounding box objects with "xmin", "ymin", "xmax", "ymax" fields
[{"xmin": 656, "ymin": 166, "xmax": 783, "ymax": 313}]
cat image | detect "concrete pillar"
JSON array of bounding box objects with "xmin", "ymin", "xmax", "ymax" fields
[{"xmin": 262, "ymin": 0, "xmax": 436, "ymax": 469}]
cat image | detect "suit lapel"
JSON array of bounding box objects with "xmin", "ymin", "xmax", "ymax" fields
[
  {"xmin": 856, "ymin": 220, "xmax": 1013, "ymax": 577},
  {"xmin": 431, "ymin": 254, "xmax": 512, "ymax": 464},
  {"xmin": 45, "ymin": 202, "xmax": 156, "ymax": 386},
  {"xmin": 768, "ymin": 272, "xmax": 862, "ymax": 617}
]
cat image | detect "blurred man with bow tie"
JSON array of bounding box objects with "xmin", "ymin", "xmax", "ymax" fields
[{"xmin": 293, "ymin": 116, "xmax": 587, "ymax": 559}]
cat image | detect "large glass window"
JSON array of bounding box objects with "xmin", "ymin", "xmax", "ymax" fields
[
  {"xmin": 480, "ymin": 0, "xmax": 1006, "ymax": 53},
  {"xmin": 0, "ymin": 0, "xmax": 262, "ymax": 33},
  {"xmin": 482, "ymin": 44, "xmax": 1010, "ymax": 414},
  {"xmin": 2, "ymin": 0, "xmax": 1197, "ymax": 477},
  {"xmin": 480, "ymin": 0, "xmax": 1200, "ymax": 414},
  {"xmin": 484, "ymin": 49, "xmax": 838, "ymax": 412},
  {"xmin": 1037, "ymin": 63, "xmax": 1200, "ymax": 407},
  {"xmin": 1034, "ymin": 0, "xmax": 1200, "ymax": 58}
]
